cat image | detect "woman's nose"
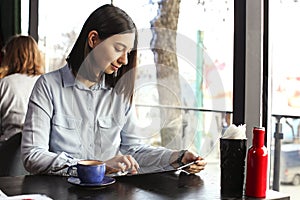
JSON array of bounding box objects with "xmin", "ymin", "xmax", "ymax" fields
[{"xmin": 117, "ymin": 53, "xmax": 128, "ymax": 65}]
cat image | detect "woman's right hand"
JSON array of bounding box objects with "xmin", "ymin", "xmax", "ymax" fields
[{"xmin": 105, "ymin": 155, "xmax": 139, "ymax": 175}]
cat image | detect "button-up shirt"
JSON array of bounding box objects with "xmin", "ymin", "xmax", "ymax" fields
[{"xmin": 21, "ymin": 65, "xmax": 174, "ymax": 175}]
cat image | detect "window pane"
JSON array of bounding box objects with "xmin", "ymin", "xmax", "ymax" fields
[
  {"xmin": 270, "ymin": 0, "xmax": 300, "ymax": 198},
  {"xmin": 38, "ymin": 0, "xmax": 111, "ymax": 72}
]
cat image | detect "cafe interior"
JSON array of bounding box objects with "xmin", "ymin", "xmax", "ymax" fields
[{"xmin": 0, "ymin": 0, "xmax": 299, "ymax": 199}]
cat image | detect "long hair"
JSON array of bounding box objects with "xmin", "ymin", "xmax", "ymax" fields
[
  {"xmin": 0, "ymin": 35, "xmax": 44, "ymax": 78},
  {"xmin": 66, "ymin": 4, "xmax": 138, "ymax": 102}
]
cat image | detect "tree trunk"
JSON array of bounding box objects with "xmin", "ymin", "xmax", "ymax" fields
[{"xmin": 150, "ymin": 0, "xmax": 183, "ymax": 150}]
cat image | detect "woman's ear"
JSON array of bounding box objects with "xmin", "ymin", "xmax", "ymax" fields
[{"xmin": 87, "ymin": 30, "xmax": 100, "ymax": 49}]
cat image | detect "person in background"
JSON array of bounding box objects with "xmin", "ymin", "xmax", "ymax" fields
[
  {"xmin": 0, "ymin": 35, "xmax": 44, "ymax": 141},
  {"xmin": 21, "ymin": 4, "xmax": 206, "ymax": 176}
]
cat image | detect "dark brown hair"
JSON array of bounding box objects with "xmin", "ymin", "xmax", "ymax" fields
[{"xmin": 67, "ymin": 4, "xmax": 138, "ymax": 101}]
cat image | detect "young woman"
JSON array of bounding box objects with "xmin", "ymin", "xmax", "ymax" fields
[
  {"xmin": 21, "ymin": 4, "xmax": 206, "ymax": 176},
  {"xmin": 0, "ymin": 35, "xmax": 44, "ymax": 141}
]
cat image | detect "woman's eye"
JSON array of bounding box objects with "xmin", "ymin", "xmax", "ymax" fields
[
  {"xmin": 115, "ymin": 48, "xmax": 123, "ymax": 52},
  {"xmin": 114, "ymin": 45, "xmax": 124, "ymax": 52}
]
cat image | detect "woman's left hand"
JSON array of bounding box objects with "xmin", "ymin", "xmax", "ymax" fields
[{"xmin": 181, "ymin": 151, "xmax": 207, "ymax": 174}]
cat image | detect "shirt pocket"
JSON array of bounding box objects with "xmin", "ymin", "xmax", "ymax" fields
[
  {"xmin": 98, "ymin": 117, "xmax": 113, "ymax": 129},
  {"xmin": 52, "ymin": 115, "xmax": 78, "ymax": 129},
  {"xmin": 51, "ymin": 114, "xmax": 82, "ymax": 156},
  {"xmin": 97, "ymin": 116, "xmax": 125, "ymax": 150}
]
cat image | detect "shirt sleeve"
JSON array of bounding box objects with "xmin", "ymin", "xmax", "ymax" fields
[
  {"xmin": 119, "ymin": 103, "xmax": 175, "ymax": 173},
  {"xmin": 21, "ymin": 75, "xmax": 78, "ymax": 175}
]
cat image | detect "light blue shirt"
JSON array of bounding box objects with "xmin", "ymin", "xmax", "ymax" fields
[{"xmin": 21, "ymin": 65, "xmax": 174, "ymax": 175}]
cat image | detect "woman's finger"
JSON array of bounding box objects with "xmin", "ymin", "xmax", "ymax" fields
[
  {"xmin": 118, "ymin": 155, "xmax": 139, "ymax": 173},
  {"xmin": 117, "ymin": 162, "xmax": 127, "ymax": 172},
  {"xmin": 184, "ymin": 160, "xmax": 206, "ymax": 174},
  {"xmin": 186, "ymin": 165, "xmax": 205, "ymax": 174},
  {"xmin": 127, "ymin": 155, "xmax": 139, "ymax": 172}
]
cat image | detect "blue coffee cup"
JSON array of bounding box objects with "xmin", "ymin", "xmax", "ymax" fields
[{"xmin": 68, "ymin": 160, "xmax": 106, "ymax": 184}]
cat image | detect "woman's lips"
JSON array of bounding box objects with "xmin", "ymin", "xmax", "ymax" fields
[{"xmin": 111, "ymin": 64, "xmax": 120, "ymax": 71}]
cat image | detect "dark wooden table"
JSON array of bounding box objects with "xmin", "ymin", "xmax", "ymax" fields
[{"xmin": 0, "ymin": 170, "xmax": 290, "ymax": 200}]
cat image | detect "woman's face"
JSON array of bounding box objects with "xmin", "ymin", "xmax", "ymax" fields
[{"xmin": 90, "ymin": 32, "xmax": 135, "ymax": 75}]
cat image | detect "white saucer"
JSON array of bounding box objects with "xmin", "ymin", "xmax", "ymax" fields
[{"xmin": 67, "ymin": 176, "xmax": 115, "ymax": 187}]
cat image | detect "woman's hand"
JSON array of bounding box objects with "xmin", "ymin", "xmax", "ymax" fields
[
  {"xmin": 105, "ymin": 155, "xmax": 139, "ymax": 175},
  {"xmin": 181, "ymin": 151, "xmax": 207, "ymax": 174}
]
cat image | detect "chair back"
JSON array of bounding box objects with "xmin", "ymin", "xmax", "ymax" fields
[{"xmin": 0, "ymin": 132, "xmax": 28, "ymax": 176}]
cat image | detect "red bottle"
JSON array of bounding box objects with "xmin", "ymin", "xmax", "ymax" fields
[{"xmin": 245, "ymin": 127, "xmax": 268, "ymax": 198}]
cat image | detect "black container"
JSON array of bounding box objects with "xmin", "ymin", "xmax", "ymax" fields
[{"xmin": 220, "ymin": 138, "xmax": 247, "ymax": 197}]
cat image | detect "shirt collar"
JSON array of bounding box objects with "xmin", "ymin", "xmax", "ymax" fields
[
  {"xmin": 60, "ymin": 64, "xmax": 111, "ymax": 90},
  {"xmin": 60, "ymin": 64, "xmax": 75, "ymax": 87}
]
